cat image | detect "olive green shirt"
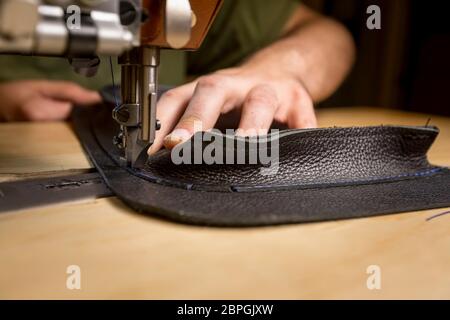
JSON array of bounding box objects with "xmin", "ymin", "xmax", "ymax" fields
[{"xmin": 0, "ymin": 0, "xmax": 299, "ymax": 88}]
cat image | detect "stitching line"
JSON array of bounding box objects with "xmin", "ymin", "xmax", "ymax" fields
[{"xmin": 231, "ymin": 167, "xmax": 446, "ymax": 192}]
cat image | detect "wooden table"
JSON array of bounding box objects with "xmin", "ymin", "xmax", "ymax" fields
[{"xmin": 0, "ymin": 107, "xmax": 449, "ymax": 299}]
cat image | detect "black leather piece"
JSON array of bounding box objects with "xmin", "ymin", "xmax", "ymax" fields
[
  {"xmin": 140, "ymin": 128, "xmax": 440, "ymax": 192},
  {"xmin": 73, "ymin": 105, "xmax": 450, "ymax": 227}
]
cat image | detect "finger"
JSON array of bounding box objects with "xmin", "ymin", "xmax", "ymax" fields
[
  {"xmin": 237, "ymin": 84, "xmax": 278, "ymax": 136},
  {"xmin": 288, "ymin": 95, "xmax": 317, "ymax": 129},
  {"xmin": 148, "ymin": 83, "xmax": 196, "ymax": 154},
  {"xmin": 287, "ymin": 88, "xmax": 317, "ymax": 129},
  {"xmin": 37, "ymin": 81, "xmax": 101, "ymax": 106},
  {"xmin": 20, "ymin": 97, "xmax": 72, "ymax": 121},
  {"xmin": 163, "ymin": 75, "xmax": 232, "ymax": 150}
]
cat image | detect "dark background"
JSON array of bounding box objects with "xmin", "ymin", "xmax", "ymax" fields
[{"xmin": 304, "ymin": 0, "xmax": 450, "ymax": 116}]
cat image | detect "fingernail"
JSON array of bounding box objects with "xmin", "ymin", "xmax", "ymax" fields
[
  {"xmin": 147, "ymin": 145, "xmax": 155, "ymax": 155},
  {"xmin": 235, "ymin": 128, "xmax": 264, "ymax": 137},
  {"xmin": 163, "ymin": 129, "xmax": 192, "ymax": 149},
  {"xmin": 304, "ymin": 122, "xmax": 317, "ymax": 129}
]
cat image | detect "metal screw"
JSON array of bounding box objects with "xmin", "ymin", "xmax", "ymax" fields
[{"xmin": 113, "ymin": 132, "xmax": 125, "ymax": 149}]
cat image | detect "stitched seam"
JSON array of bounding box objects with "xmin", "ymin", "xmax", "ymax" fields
[
  {"xmin": 226, "ymin": 133, "xmax": 435, "ymax": 151},
  {"xmin": 231, "ymin": 167, "xmax": 446, "ymax": 192},
  {"xmin": 222, "ymin": 127, "xmax": 437, "ymax": 142},
  {"xmin": 136, "ymin": 167, "xmax": 445, "ymax": 193},
  {"xmin": 280, "ymin": 134, "xmax": 432, "ymax": 143}
]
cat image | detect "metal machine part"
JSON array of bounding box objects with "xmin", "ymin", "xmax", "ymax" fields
[
  {"xmin": 0, "ymin": 0, "xmax": 136, "ymax": 57},
  {"xmin": 165, "ymin": 0, "xmax": 192, "ymax": 49},
  {"xmin": 113, "ymin": 46, "xmax": 160, "ymax": 168},
  {"xmin": 113, "ymin": 0, "xmax": 193, "ymax": 168},
  {"xmin": 0, "ymin": 0, "xmax": 221, "ymax": 169},
  {"xmin": 0, "ymin": 0, "xmax": 194, "ymax": 168}
]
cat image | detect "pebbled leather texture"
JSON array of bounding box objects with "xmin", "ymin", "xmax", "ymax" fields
[
  {"xmin": 140, "ymin": 127, "xmax": 440, "ymax": 192},
  {"xmin": 72, "ymin": 104, "xmax": 450, "ymax": 227}
]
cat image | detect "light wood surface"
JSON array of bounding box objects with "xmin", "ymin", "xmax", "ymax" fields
[
  {"xmin": 0, "ymin": 122, "xmax": 92, "ymax": 182},
  {"xmin": 0, "ymin": 107, "xmax": 449, "ymax": 299}
]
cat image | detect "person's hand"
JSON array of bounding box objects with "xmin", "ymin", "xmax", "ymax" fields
[
  {"xmin": 149, "ymin": 66, "xmax": 316, "ymax": 154},
  {"xmin": 0, "ymin": 80, "xmax": 101, "ymax": 122}
]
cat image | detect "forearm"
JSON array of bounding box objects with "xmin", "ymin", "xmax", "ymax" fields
[{"xmin": 242, "ymin": 5, "xmax": 356, "ymax": 102}]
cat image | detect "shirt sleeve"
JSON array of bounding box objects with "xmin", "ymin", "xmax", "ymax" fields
[{"xmin": 187, "ymin": 0, "xmax": 301, "ymax": 75}]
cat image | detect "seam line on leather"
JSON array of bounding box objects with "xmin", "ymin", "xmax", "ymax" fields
[{"xmin": 230, "ymin": 168, "xmax": 445, "ymax": 193}]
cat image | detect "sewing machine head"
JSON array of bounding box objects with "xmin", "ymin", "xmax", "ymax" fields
[
  {"xmin": 113, "ymin": 0, "xmax": 223, "ymax": 168},
  {"xmin": 0, "ymin": 0, "xmax": 223, "ymax": 167}
]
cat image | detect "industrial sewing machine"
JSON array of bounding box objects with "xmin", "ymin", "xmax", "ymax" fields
[{"xmin": 0, "ymin": 0, "xmax": 222, "ymax": 168}]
